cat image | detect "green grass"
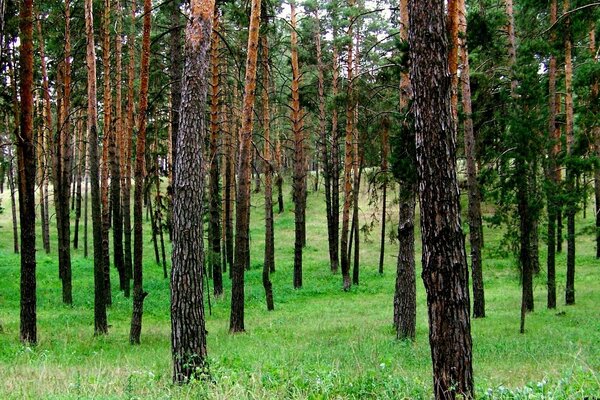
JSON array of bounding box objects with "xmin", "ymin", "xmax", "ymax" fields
[{"xmin": 0, "ymin": 181, "xmax": 599, "ymax": 399}]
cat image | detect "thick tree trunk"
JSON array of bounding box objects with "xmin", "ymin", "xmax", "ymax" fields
[
  {"xmin": 459, "ymin": 0, "xmax": 485, "ymax": 318},
  {"xmin": 130, "ymin": 0, "xmax": 152, "ymax": 345},
  {"xmin": 171, "ymin": 0, "xmax": 215, "ymax": 383},
  {"xmin": 408, "ymin": 0, "xmax": 474, "ymax": 397},
  {"xmin": 291, "ymin": 0, "xmax": 304, "ymax": 290},
  {"xmin": 209, "ymin": 11, "xmax": 223, "ymax": 297},
  {"xmin": 393, "ymin": 0, "xmax": 416, "ymax": 340},
  {"xmin": 18, "ymin": 0, "xmax": 37, "ymax": 344},
  {"xmin": 261, "ymin": 13, "xmax": 274, "ymax": 310},
  {"xmin": 230, "ymin": 0, "xmax": 262, "ymax": 333},
  {"xmin": 86, "ymin": 0, "xmax": 108, "ymax": 335},
  {"xmin": 518, "ymin": 159, "xmax": 534, "ymax": 333}
]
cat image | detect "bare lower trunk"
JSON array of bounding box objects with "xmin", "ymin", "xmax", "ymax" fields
[
  {"xmin": 291, "ymin": 0, "xmax": 304, "ymax": 290},
  {"xmin": 393, "ymin": 189, "xmax": 416, "ymax": 339},
  {"xmin": 261, "ymin": 13, "xmax": 274, "ymax": 309},
  {"xmin": 409, "ymin": 0, "xmax": 474, "ymax": 396},
  {"xmin": 85, "ymin": 0, "xmax": 108, "ymax": 335},
  {"xmin": 230, "ymin": 0, "xmax": 262, "ymax": 332},
  {"xmin": 17, "ymin": 0, "xmax": 37, "ymax": 343},
  {"xmin": 459, "ymin": 0, "xmax": 484, "ymax": 318},
  {"xmin": 130, "ymin": 0, "xmax": 152, "ymax": 345}
]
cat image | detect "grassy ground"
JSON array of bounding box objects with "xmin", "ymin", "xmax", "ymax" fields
[{"xmin": 0, "ymin": 180, "xmax": 599, "ymax": 399}]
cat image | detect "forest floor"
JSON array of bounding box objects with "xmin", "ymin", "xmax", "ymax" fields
[{"xmin": 0, "ymin": 180, "xmax": 599, "ymax": 399}]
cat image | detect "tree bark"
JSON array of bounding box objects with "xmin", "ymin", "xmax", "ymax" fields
[
  {"xmin": 261, "ymin": 10, "xmax": 274, "ymax": 310},
  {"xmin": 36, "ymin": 18, "xmax": 51, "ymax": 254},
  {"xmin": 394, "ymin": 189, "xmax": 416, "ymax": 340},
  {"xmin": 122, "ymin": 0, "xmax": 137, "ymax": 293},
  {"xmin": 171, "ymin": 0, "xmax": 215, "ymax": 382},
  {"xmin": 74, "ymin": 115, "xmax": 86, "ymax": 250},
  {"xmin": 112, "ymin": 0, "xmax": 125, "ymax": 295},
  {"xmin": 130, "ymin": 0, "xmax": 152, "ymax": 345},
  {"xmin": 169, "ymin": 0, "xmax": 182, "ymax": 185},
  {"xmin": 8, "ymin": 146, "xmax": 19, "ymax": 254},
  {"xmin": 86, "ymin": 0, "xmax": 108, "ymax": 335},
  {"xmin": 17, "ymin": 0, "xmax": 36, "ymax": 342},
  {"xmin": 546, "ymin": 0, "xmax": 558, "ymax": 305},
  {"xmin": 291, "ymin": 0, "xmax": 304, "ymax": 290},
  {"xmin": 314, "ymin": 7, "xmax": 335, "ymax": 274},
  {"xmin": 590, "ymin": 27, "xmax": 600, "ymax": 260},
  {"xmin": 230, "ymin": 0, "xmax": 262, "ymax": 333},
  {"xmin": 101, "ymin": 0, "xmax": 113, "ymax": 306},
  {"xmin": 408, "ymin": 0, "xmax": 474, "ymax": 397},
  {"xmin": 47, "ymin": 1, "xmax": 73, "ymax": 304},
  {"xmin": 330, "ymin": 24, "xmax": 340, "ymax": 274},
  {"xmin": 564, "ymin": 0, "xmax": 575, "ymax": 306},
  {"xmin": 209, "ymin": 10, "xmax": 223, "ymax": 297},
  {"xmin": 379, "ymin": 117, "xmax": 389, "ymax": 275},
  {"xmin": 340, "ymin": 0, "xmax": 355, "ymax": 291},
  {"xmin": 459, "ymin": 0, "xmax": 485, "ymax": 318}
]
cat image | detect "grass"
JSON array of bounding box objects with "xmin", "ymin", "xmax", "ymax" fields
[{"xmin": 0, "ymin": 179, "xmax": 599, "ymax": 399}]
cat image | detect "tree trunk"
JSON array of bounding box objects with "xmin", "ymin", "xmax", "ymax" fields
[
  {"xmin": 171, "ymin": 0, "xmax": 215, "ymax": 382},
  {"xmin": 517, "ymin": 159, "xmax": 534, "ymax": 333},
  {"xmin": 224, "ymin": 88, "xmax": 234, "ymax": 275},
  {"xmin": 459, "ymin": 0, "xmax": 485, "ymax": 318},
  {"xmin": 60, "ymin": 0, "xmax": 73, "ymax": 305},
  {"xmin": 315, "ymin": 7, "xmax": 335, "ymax": 274},
  {"xmin": 230, "ymin": 0, "xmax": 262, "ymax": 333},
  {"xmin": 8, "ymin": 147, "xmax": 19, "ymax": 254},
  {"xmin": 112, "ymin": 0, "xmax": 125, "ymax": 294},
  {"xmin": 546, "ymin": 0, "xmax": 558, "ymax": 305},
  {"xmin": 101, "ymin": 0, "xmax": 113, "ymax": 306},
  {"xmin": 330, "ymin": 26, "xmax": 340, "ymax": 274},
  {"xmin": 394, "ymin": 189, "xmax": 416, "ymax": 340},
  {"xmin": 169, "ymin": 0, "xmax": 182, "ymax": 186},
  {"xmin": 379, "ymin": 118, "xmax": 390, "ymax": 275},
  {"xmin": 291, "ymin": 0, "xmax": 304, "ymax": 290},
  {"xmin": 209, "ymin": 10, "xmax": 223, "ymax": 297},
  {"xmin": 130, "ymin": 0, "xmax": 152, "ymax": 345},
  {"xmin": 393, "ymin": 0, "xmax": 416, "ymax": 340},
  {"xmin": 86, "ymin": 0, "xmax": 108, "ymax": 335},
  {"xmin": 36, "ymin": 19, "xmax": 51, "ymax": 254},
  {"xmin": 590, "ymin": 27, "xmax": 600, "ymax": 260},
  {"xmin": 564, "ymin": 1, "xmax": 575, "ymax": 306},
  {"xmin": 74, "ymin": 115, "xmax": 86, "ymax": 250},
  {"xmin": 408, "ymin": 0, "xmax": 474, "ymax": 397},
  {"xmin": 17, "ymin": 0, "xmax": 37, "ymax": 344},
  {"xmin": 122, "ymin": 0, "xmax": 137, "ymax": 294},
  {"xmin": 340, "ymin": 0, "xmax": 355, "ymax": 291},
  {"xmin": 261, "ymin": 11, "xmax": 274, "ymax": 310}
]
